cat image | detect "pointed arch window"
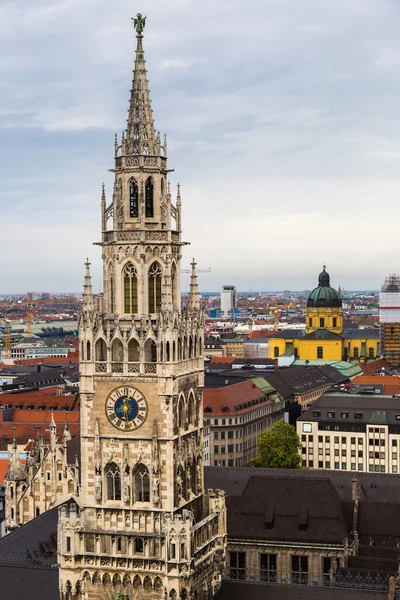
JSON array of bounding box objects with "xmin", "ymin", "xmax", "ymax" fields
[
  {"xmin": 148, "ymin": 262, "xmax": 162, "ymax": 313},
  {"xmin": 134, "ymin": 464, "xmax": 150, "ymax": 502},
  {"xmin": 145, "ymin": 177, "xmax": 154, "ymax": 218},
  {"xmin": 130, "ymin": 180, "xmax": 139, "ymax": 218},
  {"xmin": 124, "ymin": 262, "xmax": 138, "ymax": 313},
  {"xmin": 106, "ymin": 462, "xmax": 121, "ymax": 501}
]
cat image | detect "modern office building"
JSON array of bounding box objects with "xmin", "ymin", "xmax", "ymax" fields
[
  {"xmin": 297, "ymin": 392, "xmax": 400, "ymax": 474},
  {"xmin": 221, "ymin": 286, "xmax": 237, "ymax": 319}
]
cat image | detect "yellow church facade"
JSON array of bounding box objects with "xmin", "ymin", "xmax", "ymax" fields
[{"xmin": 269, "ymin": 267, "xmax": 380, "ymax": 362}]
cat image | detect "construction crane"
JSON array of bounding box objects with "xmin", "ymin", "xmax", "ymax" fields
[
  {"xmin": 0, "ymin": 318, "xmax": 11, "ymax": 358},
  {"xmin": 249, "ymin": 300, "xmax": 295, "ymax": 332},
  {"xmin": 26, "ymin": 293, "xmax": 32, "ymax": 338}
]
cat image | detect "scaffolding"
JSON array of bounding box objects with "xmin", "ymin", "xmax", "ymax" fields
[{"xmin": 379, "ymin": 274, "xmax": 400, "ymax": 366}]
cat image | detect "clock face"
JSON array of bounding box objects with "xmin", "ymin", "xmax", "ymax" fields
[{"xmin": 106, "ymin": 386, "xmax": 148, "ymax": 431}]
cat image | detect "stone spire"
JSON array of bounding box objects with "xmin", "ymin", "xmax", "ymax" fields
[
  {"xmin": 188, "ymin": 258, "xmax": 200, "ymax": 312},
  {"xmin": 161, "ymin": 259, "xmax": 174, "ymax": 313},
  {"xmin": 5, "ymin": 427, "xmax": 25, "ymax": 481},
  {"xmin": 50, "ymin": 413, "xmax": 57, "ymax": 449},
  {"xmin": 101, "ymin": 183, "xmax": 107, "ymax": 232},
  {"xmin": 83, "ymin": 259, "xmax": 94, "ymax": 312},
  {"xmin": 125, "ymin": 14, "xmax": 157, "ymax": 155},
  {"xmin": 176, "ymin": 183, "xmax": 182, "ymax": 232},
  {"xmin": 63, "ymin": 413, "xmax": 71, "ymax": 443}
]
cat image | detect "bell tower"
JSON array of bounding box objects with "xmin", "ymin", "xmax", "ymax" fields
[{"xmin": 58, "ymin": 14, "xmax": 226, "ymax": 600}]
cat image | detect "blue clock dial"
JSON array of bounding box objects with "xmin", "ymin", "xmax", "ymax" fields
[{"xmin": 106, "ymin": 386, "xmax": 148, "ymax": 431}]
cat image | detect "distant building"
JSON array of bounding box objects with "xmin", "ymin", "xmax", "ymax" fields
[
  {"xmin": 221, "ymin": 338, "xmax": 245, "ymax": 358},
  {"xmin": 221, "ymin": 285, "xmax": 237, "ymax": 319},
  {"xmin": 297, "ymin": 392, "xmax": 400, "ymax": 474},
  {"xmin": 203, "ymin": 378, "xmax": 285, "ymax": 467},
  {"xmin": 379, "ymin": 274, "xmax": 400, "ymax": 366},
  {"xmin": 269, "ymin": 267, "xmax": 380, "ymax": 361}
]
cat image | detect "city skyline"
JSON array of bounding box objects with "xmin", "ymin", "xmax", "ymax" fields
[{"xmin": 2, "ymin": 0, "xmax": 400, "ymax": 292}]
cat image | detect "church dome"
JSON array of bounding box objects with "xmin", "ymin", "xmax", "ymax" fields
[{"xmin": 307, "ymin": 266, "xmax": 342, "ymax": 308}]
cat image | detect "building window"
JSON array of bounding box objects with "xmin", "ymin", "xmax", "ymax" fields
[
  {"xmin": 123, "ymin": 262, "xmax": 138, "ymax": 313},
  {"xmin": 320, "ymin": 318, "xmax": 325, "ymax": 328},
  {"xmin": 260, "ymin": 554, "xmax": 277, "ymax": 582},
  {"xmin": 148, "ymin": 262, "xmax": 162, "ymax": 313},
  {"xmin": 106, "ymin": 462, "xmax": 121, "ymax": 501},
  {"xmin": 355, "ymin": 412, "xmax": 362, "ymax": 419},
  {"xmin": 130, "ymin": 180, "xmax": 139, "ymax": 218},
  {"xmin": 308, "ymin": 318, "xmax": 313, "ymax": 327},
  {"xmin": 317, "ymin": 346, "xmax": 323, "ymax": 359},
  {"xmin": 328, "ymin": 412, "xmax": 335, "ymax": 419},
  {"xmin": 274, "ymin": 346, "xmax": 279, "ymax": 358},
  {"xmin": 134, "ymin": 538, "xmax": 144, "ymax": 554},
  {"xmin": 333, "ymin": 317, "xmax": 337, "ymax": 328},
  {"xmin": 323, "ymin": 557, "xmax": 332, "ymax": 585},
  {"xmin": 214, "ymin": 432, "xmax": 219, "ymax": 440},
  {"xmin": 291, "ymin": 555, "xmax": 308, "ymax": 585},
  {"xmin": 145, "ymin": 177, "xmax": 154, "ymax": 217},
  {"xmin": 230, "ymin": 552, "xmax": 246, "ymax": 580},
  {"xmin": 353, "ymin": 348, "xmax": 359, "ymax": 359},
  {"xmin": 66, "ymin": 536, "xmax": 71, "ymax": 552},
  {"xmin": 134, "ymin": 464, "xmax": 150, "ymax": 502},
  {"xmin": 368, "ymin": 347, "xmax": 374, "ymax": 358}
]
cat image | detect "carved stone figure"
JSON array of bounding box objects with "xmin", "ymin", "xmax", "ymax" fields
[
  {"xmin": 95, "ymin": 470, "xmax": 102, "ymax": 502},
  {"xmin": 132, "ymin": 13, "xmax": 146, "ymax": 36},
  {"xmin": 123, "ymin": 470, "xmax": 131, "ymax": 502}
]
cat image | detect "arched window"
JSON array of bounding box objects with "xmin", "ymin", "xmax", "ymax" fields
[
  {"xmin": 173, "ymin": 341, "xmax": 176, "ymax": 361},
  {"xmin": 134, "ymin": 464, "xmax": 150, "ymax": 502},
  {"xmin": 106, "ymin": 462, "xmax": 121, "ymax": 500},
  {"xmin": 81, "ymin": 341, "xmax": 84, "ymax": 360},
  {"xmin": 130, "ymin": 180, "xmax": 139, "ymax": 218},
  {"xmin": 86, "ymin": 341, "xmax": 91, "ymax": 361},
  {"xmin": 189, "ymin": 337, "xmax": 193, "ymax": 358},
  {"xmin": 274, "ymin": 346, "xmax": 279, "ymax": 358},
  {"xmin": 178, "ymin": 396, "xmax": 186, "ymax": 430},
  {"xmin": 144, "ymin": 339, "xmax": 157, "ymax": 363},
  {"xmin": 166, "ymin": 341, "xmax": 170, "ymax": 362},
  {"xmin": 96, "ymin": 339, "xmax": 107, "ymax": 362},
  {"xmin": 145, "ymin": 177, "xmax": 154, "ymax": 218},
  {"xmin": 123, "ymin": 263, "xmax": 138, "ymax": 314},
  {"xmin": 148, "ymin": 262, "xmax": 162, "ymax": 313},
  {"xmin": 128, "ymin": 338, "xmax": 140, "ymax": 362},
  {"xmin": 112, "ymin": 339, "xmax": 123, "ymax": 362}
]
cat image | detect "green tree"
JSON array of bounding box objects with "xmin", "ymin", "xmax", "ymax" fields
[{"xmin": 251, "ymin": 419, "xmax": 302, "ymax": 469}]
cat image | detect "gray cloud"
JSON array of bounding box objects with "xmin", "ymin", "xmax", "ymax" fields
[{"xmin": 1, "ymin": 0, "xmax": 400, "ymax": 292}]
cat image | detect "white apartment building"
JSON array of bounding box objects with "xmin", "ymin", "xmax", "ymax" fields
[
  {"xmin": 221, "ymin": 285, "xmax": 237, "ymax": 319},
  {"xmin": 297, "ymin": 393, "xmax": 400, "ymax": 474}
]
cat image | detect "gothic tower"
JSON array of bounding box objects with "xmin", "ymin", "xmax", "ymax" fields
[{"xmin": 58, "ymin": 15, "xmax": 226, "ymax": 600}]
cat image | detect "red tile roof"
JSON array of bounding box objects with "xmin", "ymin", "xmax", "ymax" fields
[
  {"xmin": 352, "ymin": 375, "xmax": 400, "ymax": 396},
  {"xmin": 360, "ymin": 359, "xmax": 391, "ymax": 376},
  {"xmin": 203, "ymin": 380, "xmax": 271, "ymax": 415},
  {"xmin": 210, "ymin": 357, "xmax": 237, "ymax": 364},
  {"xmin": 0, "ymin": 388, "xmax": 80, "ymax": 411}
]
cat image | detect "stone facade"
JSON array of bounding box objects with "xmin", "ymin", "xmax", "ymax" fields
[
  {"xmin": 4, "ymin": 420, "xmax": 79, "ymax": 532},
  {"xmin": 58, "ymin": 17, "xmax": 226, "ymax": 600}
]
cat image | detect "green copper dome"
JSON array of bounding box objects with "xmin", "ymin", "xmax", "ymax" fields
[{"xmin": 307, "ymin": 266, "xmax": 342, "ymax": 308}]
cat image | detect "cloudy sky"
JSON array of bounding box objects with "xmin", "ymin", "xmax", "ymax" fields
[{"xmin": 1, "ymin": 0, "xmax": 400, "ymax": 293}]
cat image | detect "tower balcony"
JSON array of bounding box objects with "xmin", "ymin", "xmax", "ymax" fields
[
  {"xmin": 101, "ymin": 229, "xmax": 181, "ymax": 244},
  {"xmin": 94, "ymin": 357, "xmax": 203, "ymax": 377}
]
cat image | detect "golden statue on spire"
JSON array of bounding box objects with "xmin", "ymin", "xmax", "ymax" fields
[{"xmin": 132, "ymin": 13, "xmax": 146, "ymax": 36}]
